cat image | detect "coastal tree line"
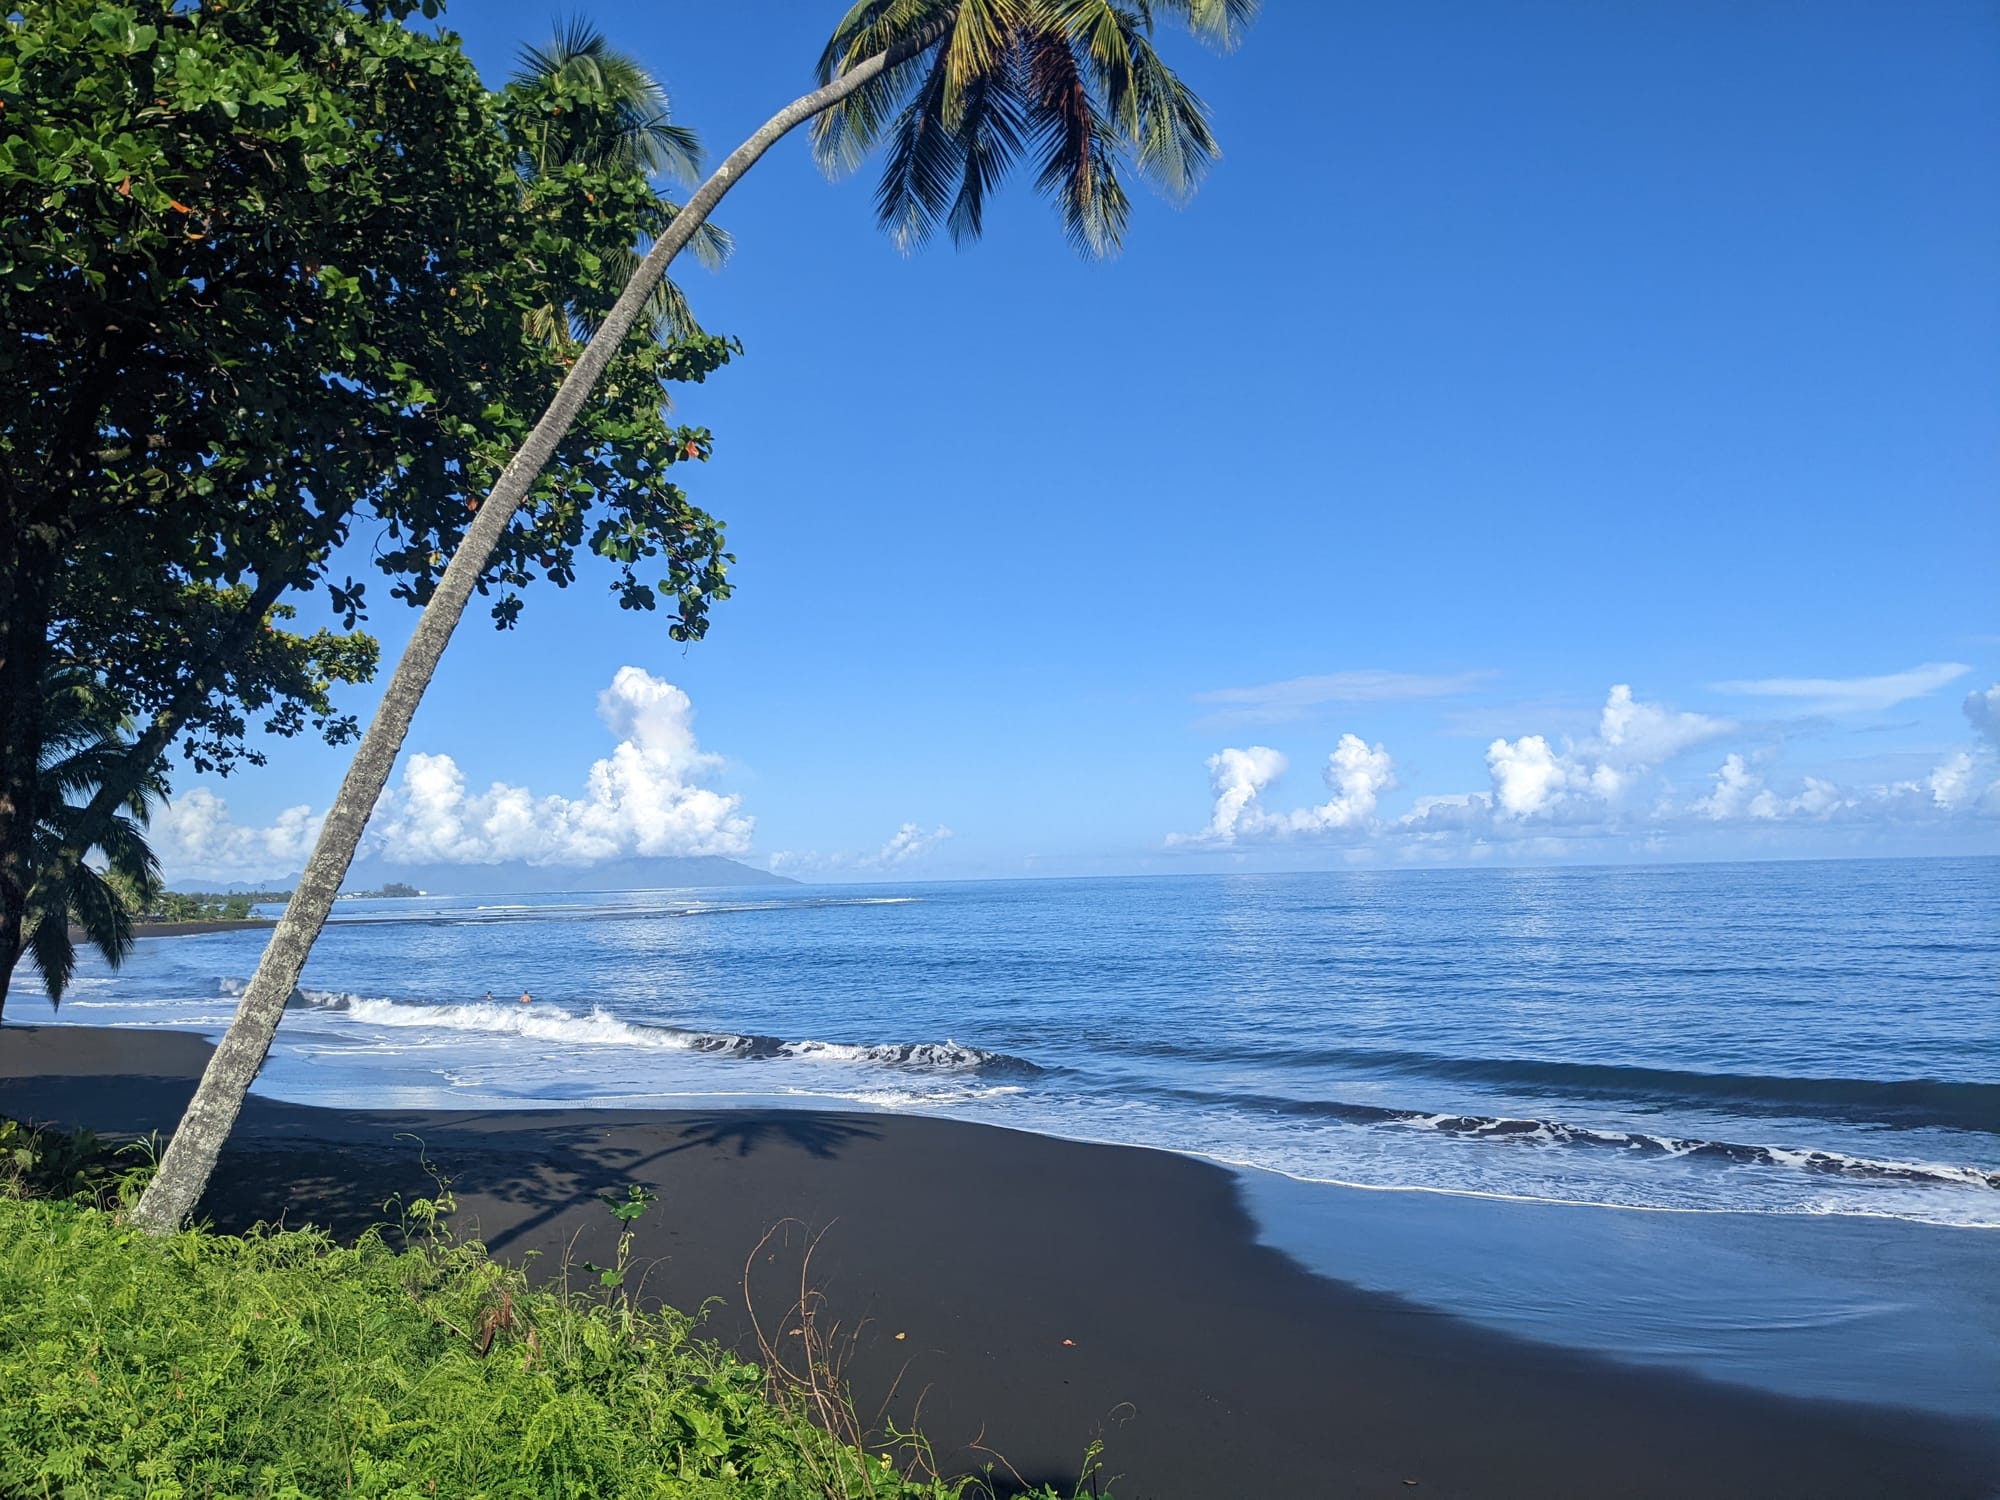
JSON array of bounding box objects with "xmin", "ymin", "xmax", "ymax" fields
[{"xmin": 0, "ymin": 0, "xmax": 1255, "ymax": 1228}]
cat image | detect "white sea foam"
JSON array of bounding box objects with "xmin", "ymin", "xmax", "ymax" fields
[{"xmin": 260, "ymin": 983, "xmax": 1038, "ymax": 1076}]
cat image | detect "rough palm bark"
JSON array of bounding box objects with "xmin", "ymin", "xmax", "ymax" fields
[{"xmin": 130, "ymin": 29, "xmax": 945, "ymax": 1234}]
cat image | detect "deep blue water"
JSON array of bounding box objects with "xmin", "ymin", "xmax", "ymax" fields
[{"xmin": 46, "ymin": 855, "xmax": 2000, "ymax": 1417}]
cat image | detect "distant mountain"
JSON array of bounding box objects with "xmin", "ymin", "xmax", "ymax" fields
[
  {"xmin": 342, "ymin": 854, "xmax": 795, "ymax": 895},
  {"xmin": 178, "ymin": 855, "xmax": 794, "ymax": 898}
]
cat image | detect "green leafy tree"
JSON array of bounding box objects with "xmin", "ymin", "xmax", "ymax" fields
[
  {"xmin": 17, "ymin": 670, "xmax": 164, "ymax": 1004},
  {"xmin": 135, "ymin": 0, "xmax": 1257, "ymax": 1231},
  {"xmin": 0, "ymin": 0, "xmax": 741, "ymax": 1014}
]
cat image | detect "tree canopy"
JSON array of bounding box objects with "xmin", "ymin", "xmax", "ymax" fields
[{"xmin": 0, "ymin": 0, "xmax": 739, "ymax": 1007}]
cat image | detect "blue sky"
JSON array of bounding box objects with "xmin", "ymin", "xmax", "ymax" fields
[{"xmin": 157, "ymin": 0, "xmax": 2000, "ymax": 883}]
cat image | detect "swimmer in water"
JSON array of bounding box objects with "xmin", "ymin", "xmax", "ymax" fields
[
  {"xmin": 483, "ymin": 991, "xmax": 493, "ymax": 1004},
  {"xmin": 518, "ymin": 991, "xmax": 533, "ymax": 1005}
]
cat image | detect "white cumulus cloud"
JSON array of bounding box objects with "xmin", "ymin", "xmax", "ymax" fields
[
  {"xmin": 1302, "ymin": 735, "xmax": 1398, "ymax": 830},
  {"xmin": 766, "ymin": 821, "xmax": 954, "ymax": 877},
  {"xmin": 1171, "ymin": 736, "xmax": 1395, "ymax": 845},
  {"xmin": 1965, "ymin": 684, "xmax": 2000, "ymax": 748},
  {"xmin": 150, "ymin": 789, "xmax": 325, "ymax": 883},
  {"xmin": 873, "ymin": 822, "xmax": 953, "ymax": 865},
  {"xmin": 1694, "ymin": 753, "xmax": 1764, "ymax": 820},
  {"xmin": 1482, "ymin": 685, "xmax": 1732, "ymax": 819},
  {"xmin": 1927, "ymin": 751, "xmax": 1978, "ymax": 812},
  {"xmin": 1186, "ymin": 745, "xmax": 1288, "ymax": 843},
  {"xmin": 369, "ymin": 667, "xmax": 750, "ymax": 865},
  {"xmin": 1690, "ymin": 754, "xmax": 1845, "ymax": 822},
  {"xmin": 151, "ymin": 668, "xmax": 751, "ymax": 882},
  {"xmin": 1598, "ymin": 683, "xmax": 1733, "ymax": 765},
  {"xmin": 1173, "ymin": 677, "xmax": 1998, "ymax": 857},
  {"xmin": 1486, "ymin": 734, "xmax": 1572, "ymax": 817}
]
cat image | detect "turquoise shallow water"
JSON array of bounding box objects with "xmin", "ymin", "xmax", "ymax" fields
[{"xmin": 44, "ymin": 854, "xmax": 2000, "ymax": 1419}]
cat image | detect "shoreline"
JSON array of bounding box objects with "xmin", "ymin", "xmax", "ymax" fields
[
  {"xmin": 64, "ymin": 919, "xmax": 278, "ymax": 941},
  {"xmin": 5, "ymin": 1023, "xmax": 1998, "ymax": 1499},
  {"xmin": 133, "ymin": 918, "xmax": 277, "ymax": 937}
]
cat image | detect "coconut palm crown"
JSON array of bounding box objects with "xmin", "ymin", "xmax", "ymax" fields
[
  {"xmin": 19, "ymin": 671, "xmax": 165, "ymax": 1006},
  {"xmin": 510, "ymin": 20, "xmax": 731, "ymax": 343},
  {"xmin": 814, "ymin": 0, "xmax": 1256, "ymax": 254},
  {"xmin": 514, "ymin": 17, "xmax": 705, "ymax": 182}
]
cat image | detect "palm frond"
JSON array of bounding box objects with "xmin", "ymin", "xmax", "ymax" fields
[
  {"xmin": 818, "ymin": 0, "xmax": 1244, "ymax": 256},
  {"xmin": 632, "ymin": 118, "xmax": 704, "ymax": 187},
  {"xmin": 1100, "ymin": 9, "xmax": 1219, "ymax": 200},
  {"xmin": 1065, "ymin": 0, "xmax": 1138, "ymax": 136},
  {"xmin": 92, "ymin": 811, "xmax": 163, "ymax": 888},
  {"xmin": 23, "ymin": 906, "xmax": 75, "ymax": 1006},
  {"xmin": 64, "ymin": 862, "xmax": 137, "ymax": 970},
  {"xmin": 18, "ymin": 667, "xmax": 165, "ymax": 1002},
  {"xmin": 937, "ymin": 0, "xmax": 1016, "ymax": 129},
  {"xmin": 657, "ymin": 200, "xmax": 733, "ymax": 273},
  {"xmin": 817, "ymin": 0, "xmax": 952, "ymax": 83},
  {"xmin": 510, "ymin": 14, "xmax": 606, "ymax": 84},
  {"xmin": 645, "ymin": 275, "xmax": 703, "ymax": 344},
  {"xmin": 522, "ymin": 300, "xmax": 572, "ymax": 352},
  {"xmin": 560, "ymin": 233, "xmax": 718, "ymax": 352},
  {"xmin": 946, "ymin": 64, "xmax": 1030, "ymax": 246},
  {"xmin": 873, "ymin": 40, "xmax": 965, "ymax": 251},
  {"xmin": 514, "ymin": 17, "xmax": 703, "ymax": 185},
  {"xmin": 814, "ymin": 1, "xmax": 959, "ymax": 178},
  {"xmin": 1151, "ymin": 0, "xmax": 1259, "ymax": 51},
  {"xmin": 1022, "ymin": 26, "xmax": 1131, "ymax": 255}
]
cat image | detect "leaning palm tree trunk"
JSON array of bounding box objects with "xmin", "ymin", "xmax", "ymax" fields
[{"xmin": 131, "ymin": 27, "xmax": 944, "ymax": 1233}]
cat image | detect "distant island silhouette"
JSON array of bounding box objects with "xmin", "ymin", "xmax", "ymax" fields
[{"xmin": 188, "ymin": 855, "xmax": 794, "ymax": 898}]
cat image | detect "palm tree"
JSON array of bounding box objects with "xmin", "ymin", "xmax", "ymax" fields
[
  {"xmin": 814, "ymin": 0, "xmax": 1246, "ymax": 254},
  {"xmin": 10, "ymin": 670, "xmax": 163, "ymax": 1012},
  {"xmin": 511, "ymin": 19, "xmax": 732, "ymax": 345},
  {"xmin": 134, "ymin": 0, "xmax": 1257, "ymax": 1232}
]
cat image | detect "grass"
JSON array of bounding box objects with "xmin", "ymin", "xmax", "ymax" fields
[{"xmin": 0, "ymin": 1120, "xmax": 1102, "ymax": 1500}]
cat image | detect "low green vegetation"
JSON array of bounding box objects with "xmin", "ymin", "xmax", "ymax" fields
[
  {"xmin": 0, "ymin": 1120, "xmax": 1093, "ymax": 1499},
  {"xmin": 127, "ymin": 890, "xmax": 265, "ymax": 922},
  {"xmin": 0, "ymin": 1117, "xmax": 153, "ymax": 1206}
]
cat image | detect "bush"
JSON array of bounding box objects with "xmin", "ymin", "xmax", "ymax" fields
[
  {"xmin": 0, "ymin": 1191, "xmax": 1082, "ymax": 1499},
  {"xmin": 0, "ymin": 1117, "xmax": 153, "ymax": 1207}
]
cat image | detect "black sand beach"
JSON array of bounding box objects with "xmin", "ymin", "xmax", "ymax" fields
[
  {"xmin": 66, "ymin": 918, "xmax": 277, "ymax": 942},
  {"xmin": 5, "ymin": 1023, "xmax": 1997, "ymax": 1500}
]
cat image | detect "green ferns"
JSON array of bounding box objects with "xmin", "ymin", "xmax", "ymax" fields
[{"xmin": 0, "ymin": 1197, "xmax": 1022, "ymax": 1499}]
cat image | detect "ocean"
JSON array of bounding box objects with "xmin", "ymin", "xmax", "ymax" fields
[{"xmin": 46, "ymin": 854, "xmax": 2000, "ymax": 1422}]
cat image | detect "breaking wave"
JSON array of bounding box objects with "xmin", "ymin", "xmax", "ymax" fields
[
  {"xmin": 238, "ymin": 981, "xmax": 1039, "ymax": 1077},
  {"xmin": 1145, "ymin": 1083, "xmax": 2000, "ymax": 1194},
  {"xmin": 1120, "ymin": 1040, "xmax": 2000, "ymax": 1135}
]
